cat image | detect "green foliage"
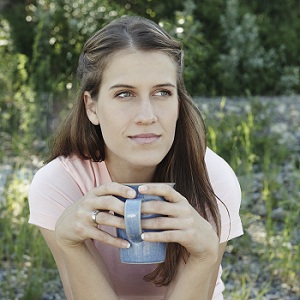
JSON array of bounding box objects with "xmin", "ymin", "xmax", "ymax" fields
[
  {"xmin": 0, "ymin": 17, "xmax": 37, "ymax": 159},
  {"xmin": 30, "ymin": 0, "xmax": 127, "ymax": 94},
  {"xmin": 1, "ymin": 0, "xmax": 299, "ymax": 99},
  {"xmin": 204, "ymin": 97, "xmax": 289, "ymax": 175},
  {"xmin": 243, "ymin": 1, "xmax": 300, "ymax": 81},
  {"xmin": 27, "ymin": 0, "xmax": 133, "ymax": 140},
  {"xmin": 200, "ymin": 97, "xmax": 300, "ymax": 296},
  {"xmin": 1, "ymin": 0, "xmax": 300, "ymax": 148},
  {"xmin": 0, "ymin": 166, "xmax": 58, "ymax": 299},
  {"xmin": 1, "ymin": 2, "xmax": 35, "ymax": 57},
  {"xmin": 218, "ymin": 0, "xmax": 298, "ymax": 95},
  {"xmin": 115, "ymin": 0, "xmax": 184, "ymax": 21},
  {"xmin": 159, "ymin": 0, "xmax": 212, "ymax": 95}
]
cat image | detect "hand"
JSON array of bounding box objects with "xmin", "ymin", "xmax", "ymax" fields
[
  {"xmin": 139, "ymin": 184, "xmax": 219, "ymax": 261},
  {"xmin": 55, "ymin": 182, "xmax": 136, "ymax": 249}
]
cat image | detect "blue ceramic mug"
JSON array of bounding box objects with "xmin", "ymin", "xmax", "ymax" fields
[{"xmin": 116, "ymin": 183, "xmax": 174, "ymax": 264}]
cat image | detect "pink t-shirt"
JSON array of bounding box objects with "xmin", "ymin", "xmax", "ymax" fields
[{"xmin": 28, "ymin": 147, "xmax": 243, "ymax": 299}]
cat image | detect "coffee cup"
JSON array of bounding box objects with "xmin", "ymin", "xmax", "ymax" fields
[{"xmin": 116, "ymin": 183, "xmax": 174, "ymax": 264}]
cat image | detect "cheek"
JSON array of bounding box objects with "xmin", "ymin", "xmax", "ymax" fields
[
  {"xmin": 98, "ymin": 112, "xmax": 127, "ymax": 143},
  {"xmin": 97, "ymin": 105, "xmax": 117, "ymax": 129},
  {"xmin": 169, "ymin": 105, "xmax": 179, "ymax": 129}
]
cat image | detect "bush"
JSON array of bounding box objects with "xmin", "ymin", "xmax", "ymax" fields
[
  {"xmin": 0, "ymin": 17, "xmax": 36, "ymax": 159},
  {"xmin": 1, "ymin": 0, "xmax": 300, "ymax": 150},
  {"xmin": 218, "ymin": 0, "xmax": 299, "ymax": 95}
]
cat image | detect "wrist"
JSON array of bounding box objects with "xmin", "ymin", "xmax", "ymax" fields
[
  {"xmin": 188, "ymin": 242, "xmax": 219, "ymax": 265},
  {"xmin": 55, "ymin": 234, "xmax": 87, "ymax": 252},
  {"xmin": 189, "ymin": 251, "xmax": 218, "ymax": 265}
]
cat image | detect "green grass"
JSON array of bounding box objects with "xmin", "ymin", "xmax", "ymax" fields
[
  {"xmin": 0, "ymin": 96, "xmax": 299, "ymax": 299},
  {"xmin": 202, "ymin": 96, "xmax": 300, "ymax": 298},
  {"xmin": 0, "ymin": 169, "xmax": 61, "ymax": 299}
]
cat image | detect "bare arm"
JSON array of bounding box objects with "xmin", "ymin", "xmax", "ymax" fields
[
  {"xmin": 164, "ymin": 242, "xmax": 226, "ymax": 299},
  {"xmin": 39, "ymin": 183, "xmax": 136, "ymax": 299},
  {"xmin": 207, "ymin": 243, "xmax": 227, "ymax": 299},
  {"xmin": 40, "ymin": 228, "xmax": 117, "ymax": 299},
  {"xmin": 140, "ymin": 184, "xmax": 223, "ymax": 300}
]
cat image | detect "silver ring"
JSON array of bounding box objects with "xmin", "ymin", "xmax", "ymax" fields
[{"xmin": 92, "ymin": 210, "xmax": 101, "ymax": 226}]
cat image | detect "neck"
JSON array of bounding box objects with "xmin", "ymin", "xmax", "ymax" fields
[{"xmin": 105, "ymin": 160, "xmax": 156, "ymax": 183}]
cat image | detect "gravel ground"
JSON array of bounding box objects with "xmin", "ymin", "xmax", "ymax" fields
[
  {"xmin": 197, "ymin": 95, "xmax": 300, "ymax": 300},
  {"xmin": 1, "ymin": 96, "xmax": 299, "ymax": 299}
]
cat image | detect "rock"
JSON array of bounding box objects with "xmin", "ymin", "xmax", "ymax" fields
[
  {"xmin": 271, "ymin": 207, "xmax": 287, "ymax": 221},
  {"xmin": 252, "ymin": 202, "xmax": 267, "ymax": 216}
]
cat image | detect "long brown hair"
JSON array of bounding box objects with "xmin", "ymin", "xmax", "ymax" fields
[{"xmin": 48, "ymin": 16, "xmax": 220, "ymax": 286}]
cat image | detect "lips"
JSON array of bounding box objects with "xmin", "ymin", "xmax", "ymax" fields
[{"xmin": 129, "ymin": 133, "xmax": 161, "ymax": 144}]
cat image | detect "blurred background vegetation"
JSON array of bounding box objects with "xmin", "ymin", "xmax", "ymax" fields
[
  {"xmin": 1, "ymin": 0, "xmax": 300, "ymax": 155},
  {"xmin": 0, "ymin": 0, "xmax": 299, "ymax": 299}
]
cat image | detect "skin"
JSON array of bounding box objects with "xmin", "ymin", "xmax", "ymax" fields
[
  {"xmin": 85, "ymin": 50, "xmax": 179, "ymax": 183},
  {"xmin": 40, "ymin": 50, "xmax": 226, "ymax": 299}
]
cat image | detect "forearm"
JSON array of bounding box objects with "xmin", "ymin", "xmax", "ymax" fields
[
  {"xmin": 59, "ymin": 241, "xmax": 118, "ymax": 300},
  {"xmin": 165, "ymin": 255, "xmax": 216, "ymax": 300}
]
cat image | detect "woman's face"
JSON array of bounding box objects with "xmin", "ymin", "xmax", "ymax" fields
[{"xmin": 85, "ymin": 50, "xmax": 179, "ymax": 180}]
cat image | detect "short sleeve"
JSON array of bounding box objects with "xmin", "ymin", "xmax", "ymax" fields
[
  {"xmin": 205, "ymin": 148, "xmax": 243, "ymax": 243},
  {"xmin": 28, "ymin": 158, "xmax": 84, "ymax": 231}
]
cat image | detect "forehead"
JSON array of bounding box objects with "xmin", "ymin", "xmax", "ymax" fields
[{"xmin": 101, "ymin": 49, "xmax": 177, "ymax": 87}]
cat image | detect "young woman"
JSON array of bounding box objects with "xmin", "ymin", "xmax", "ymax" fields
[{"xmin": 28, "ymin": 16, "xmax": 243, "ymax": 299}]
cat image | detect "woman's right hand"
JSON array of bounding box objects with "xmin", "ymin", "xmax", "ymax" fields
[{"xmin": 55, "ymin": 182, "xmax": 136, "ymax": 249}]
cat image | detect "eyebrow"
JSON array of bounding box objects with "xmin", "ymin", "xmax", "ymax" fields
[{"xmin": 109, "ymin": 83, "xmax": 176, "ymax": 90}]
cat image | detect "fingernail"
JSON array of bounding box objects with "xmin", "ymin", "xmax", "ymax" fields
[
  {"xmin": 139, "ymin": 185, "xmax": 147, "ymax": 192},
  {"xmin": 127, "ymin": 190, "xmax": 135, "ymax": 197},
  {"xmin": 124, "ymin": 242, "xmax": 131, "ymax": 248},
  {"xmin": 141, "ymin": 233, "xmax": 145, "ymax": 240}
]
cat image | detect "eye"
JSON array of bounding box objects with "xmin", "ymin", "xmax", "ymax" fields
[
  {"xmin": 115, "ymin": 91, "xmax": 133, "ymax": 98},
  {"xmin": 153, "ymin": 90, "xmax": 172, "ymax": 97}
]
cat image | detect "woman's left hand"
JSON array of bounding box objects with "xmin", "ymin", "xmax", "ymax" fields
[{"xmin": 139, "ymin": 183, "xmax": 219, "ymax": 261}]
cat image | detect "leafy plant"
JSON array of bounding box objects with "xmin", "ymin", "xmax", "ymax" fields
[
  {"xmin": 0, "ymin": 166, "xmax": 58, "ymax": 299},
  {"xmin": 199, "ymin": 96, "xmax": 300, "ymax": 298}
]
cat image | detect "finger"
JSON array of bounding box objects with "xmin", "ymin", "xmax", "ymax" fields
[
  {"xmin": 86, "ymin": 182, "xmax": 136, "ymax": 214},
  {"xmin": 142, "ymin": 229, "xmax": 197, "ymax": 248},
  {"xmin": 138, "ymin": 183, "xmax": 184, "ymax": 203},
  {"xmin": 141, "ymin": 216, "xmax": 183, "ymax": 230},
  {"xmin": 141, "ymin": 200, "xmax": 189, "ymax": 218},
  {"xmin": 89, "ymin": 226, "xmax": 130, "ymax": 249},
  {"xmin": 88, "ymin": 195, "xmax": 125, "ymax": 215},
  {"xmin": 141, "ymin": 229, "xmax": 183, "ymax": 244},
  {"xmin": 92, "ymin": 182, "xmax": 136, "ymax": 199},
  {"xmin": 93, "ymin": 211, "xmax": 126, "ymax": 229}
]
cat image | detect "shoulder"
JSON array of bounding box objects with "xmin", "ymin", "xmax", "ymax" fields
[
  {"xmin": 204, "ymin": 147, "xmax": 241, "ymax": 200},
  {"xmin": 28, "ymin": 156, "xmax": 110, "ymax": 230},
  {"xmin": 205, "ymin": 148, "xmax": 243, "ymax": 242},
  {"xmin": 28, "ymin": 157, "xmax": 85, "ymax": 230},
  {"xmin": 31, "ymin": 156, "xmax": 111, "ymax": 195},
  {"xmin": 29, "ymin": 157, "xmax": 74, "ymax": 193},
  {"xmin": 28, "ymin": 156, "xmax": 90, "ymax": 203},
  {"xmin": 29, "ymin": 156, "xmax": 87, "ymax": 192}
]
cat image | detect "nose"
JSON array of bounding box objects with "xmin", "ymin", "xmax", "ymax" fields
[{"xmin": 134, "ymin": 98, "xmax": 158, "ymax": 125}]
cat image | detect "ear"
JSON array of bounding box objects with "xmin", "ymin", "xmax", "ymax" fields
[{"xmin": 84, "ymin": 91, "xmax": 100, "ymax": 125}]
